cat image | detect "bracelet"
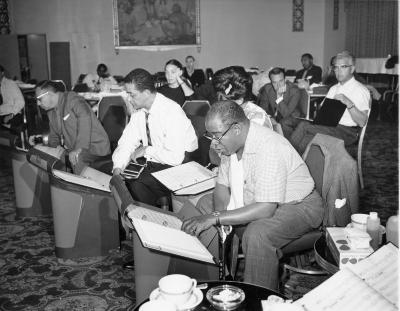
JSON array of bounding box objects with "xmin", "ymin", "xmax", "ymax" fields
[{"xmin": 211, "ymin": 211, "xmax": 221, "ymax": 226}]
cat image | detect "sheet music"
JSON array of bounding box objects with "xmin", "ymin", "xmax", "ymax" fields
[
  {"xmin": 53, "ymin": 170, "xmax": 111, "ymax": 192},
  {"xmin": 151, "ymin": 161, "xmax": 216, "ymax": 193},
  {"xmin": 131, "ymin": 218, "xmax": 215, "ymax": 264},
  {"xmin": 348, "ymin": 243, "xmax": 398, "ymax": 307},
  {"xmin": 34, "ymin": 145, "xmax": 65, "ymax": 159},
  {"xmin": 80, "ymin": 167, "xmax": 112, "ymax": 191},
  {"xmin": 295, "ymin": 268, "xmax": 397, "ymax": 311}
]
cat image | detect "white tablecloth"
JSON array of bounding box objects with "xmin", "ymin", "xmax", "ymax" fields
[{"xmin": 355, "ymin": 57, "xmax": 398, "ymax": 74}]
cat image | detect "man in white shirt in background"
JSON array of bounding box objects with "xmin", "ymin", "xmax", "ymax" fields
[
  {"xmin": 0, "ymin": 65, "xmax": 25, "ymax": 129},
  {"xmin": 112, "ymin": 68, "xmax": 198, "ymax": 207},
  {"xmin": 83, "ymin": 63, "xmax": 117, "ymax": 92},
  {"xmin": 290, "ymin": 51, "xmax": 370, "ymax": 155}
]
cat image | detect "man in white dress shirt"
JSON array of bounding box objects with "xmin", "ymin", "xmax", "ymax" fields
[
  {"xmin": 112, "ymin": 68, "xmax": 198, "ymax": 207},
  {"xmin": 83, "ymin": 63, "xmax": 117, "ymax": 92},
  {"xmin": 290, "ymin": 51, "xmax": 370, "ymax": 154},
  {"xmin": 0, "ymin": 65, "xmax": 25, "ymax": 128}
]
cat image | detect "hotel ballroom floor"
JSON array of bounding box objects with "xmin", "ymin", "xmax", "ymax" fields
[{"xmin": 0, "ymin": 118, "xmax": 398, "ymax": 310}]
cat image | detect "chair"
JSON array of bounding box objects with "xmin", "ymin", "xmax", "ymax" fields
[
  {"xmin": 229, "ymin": 134, "xmax": 358, "ymax": 281},
  {"xmin": 52, "ymin": 80, "xmax": 67, "ymax": 92},
  {"xmin": 97, "ymin": 96, "xmax": 128, "ymax": 152},
  {"xmin": 182, "ymin": 100, "xmax": 211, "ymax": 166}
]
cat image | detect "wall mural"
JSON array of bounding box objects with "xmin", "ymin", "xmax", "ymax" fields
[
  {"xmin": 113, "ymin": 0, "xmax": 200, "ymax": 49},
  {"xmin": 0, "ymin": 0, "xmax": 10, "ymax": 34}
]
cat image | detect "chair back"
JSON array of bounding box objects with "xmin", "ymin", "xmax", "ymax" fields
[
  {"xmin": 298, "ymin": 88, "xmax": 310, "ymax": 118},
  {"xmin": 52, "ymin": 80, "xmax": 67, "ymax": 92},
  {"xmin": 97, "ymin": 96, "xmax": 127, "ymax": 151},
  {"xmin": 182, "ymin": 100, "xmax": 210, "ymax": 117}
]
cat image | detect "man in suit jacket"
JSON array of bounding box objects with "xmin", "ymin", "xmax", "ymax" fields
[
  {"xmin": 35, "ymin": 80, "xmax": 111, "ymax": 173},
  {"xmin": 295, "ymin": 53, "xmax": 322, "ymax": 86},
  {"xmin": 257, "ymin": 67, "xmax": 302, "ymax": 138}
]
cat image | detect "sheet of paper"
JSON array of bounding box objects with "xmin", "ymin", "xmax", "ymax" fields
[
  {"xmin": 151, "ymin": 161, "xmax": 216, "ymax": 192},
  {"xmin": 127, "ymin": 206, "xmax": 182, "ymax": 230},
  {"xmin": 295, "ymin": 268, "xmax": 397, "ymax": 311},
  {"xmin": 131, "ymin": 218, "xmax": 215, "ymax": 264},
  {"xmin": 348, "ymin": 243, "xmax": 398, "ymax": 307},
  {"xmin": 173, "ymin": 178, "xmax": 216, "ymax": 196},
  {"xmin": 53, "ymin": 170, "xmax": 110, "ymax": 192},
  {"xmin": 80, "ymin": 166, "xmax": 112, "ymax": 191}
]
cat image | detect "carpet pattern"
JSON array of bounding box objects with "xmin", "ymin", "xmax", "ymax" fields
[{"xmin": 0, "ymin": 119, "xmax": 398, "ymax": 310}]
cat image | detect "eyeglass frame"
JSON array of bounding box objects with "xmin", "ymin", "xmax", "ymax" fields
[
  {"xmin": 332, "ymin": 64, "xmax": 353, "ymax": 71},
  {"xmin": 203, "ymin": 122, "xmax": 237, "ymax": 144},
  {"xmin": 36, "ymin": 91, "xmax": 49, "ymax": 102}
]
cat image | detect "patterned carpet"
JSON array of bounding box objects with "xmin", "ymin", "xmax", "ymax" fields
[{"xmin": 0, "ymin": 119, "xmax": 398, "ymax": 310}]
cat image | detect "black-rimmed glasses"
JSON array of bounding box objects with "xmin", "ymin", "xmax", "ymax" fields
[
  {"xmin": 332, "ymin": 65, "xmax": 353, "ymax": 71},
  {"xmin": 203, "ymin": 123, "xmax": 236, "ymax": 144}
]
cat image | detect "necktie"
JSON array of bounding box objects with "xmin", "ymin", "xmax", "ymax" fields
[
  {"xmin": 302, "ymin": 69, "xmax": 308, "ymax": 79},
  {"xmin": 145, "ymin": 112, "xmax": 152, "ymax": 146},
  {"xmin": 0, "ymin": 93, "xmax": 3, "ymax": 105}
]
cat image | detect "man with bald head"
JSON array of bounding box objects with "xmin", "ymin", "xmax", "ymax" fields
[{"xmin": 181, "ymin": 100, "xmax": 324, "ymax": 290}]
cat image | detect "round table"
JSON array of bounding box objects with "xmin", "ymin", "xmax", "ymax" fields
[
  {"xmin": 314, "ymin": 235, "xmax": 339, "ymax": 274},
  {"xmin": 134, "ymin": 280, "xmax": 285, "ymax": 311}
]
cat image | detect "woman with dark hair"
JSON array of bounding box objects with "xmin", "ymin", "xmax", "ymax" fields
[
  {"xmin": 213, "ymin": 66, "xmax": 270, "ymax": 127},
  {"xmin": 157, "ymin": 59, "xmax": 194, "ymax": 106}
]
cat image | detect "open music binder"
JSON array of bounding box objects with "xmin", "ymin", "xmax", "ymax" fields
[
  {"xmin": 294, "ymin": 243, "xmax": 398, "ymax": 311},
  {"xmin": 151, "ymin": 161, "xmax": 217, "ymax": 196},
  {"xmin": 109, "ymin": 175, "xmax": 217, "ymax": 265}
]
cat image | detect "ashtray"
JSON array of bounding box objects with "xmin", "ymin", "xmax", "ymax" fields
[{"xmin": 206, "ymin": 285, "xmax": 245, "ymax": 310}]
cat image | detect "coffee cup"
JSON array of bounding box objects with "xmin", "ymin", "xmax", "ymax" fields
[
  {"xmin": 139, "ymin": 300, "xmax": 176, "ymax": 311},
  {"xmin": 351, "ymin": 213, "xmax": 368, "ymax": 231},
  {"xmin": 158, "ymin": 274, "xmax": 197, "ymax": 306}
]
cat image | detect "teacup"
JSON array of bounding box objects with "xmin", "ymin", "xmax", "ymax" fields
[
  {"xmin": 351, "ymin": 213, "xmax": 369, "ymax": 231},
  {"xmin": 139, "ymin": 300, "xmax": 176, "ymax": 311},
  {"xmin": 158, "ymin": 274, "xmax": 197, "ymax": 306}
]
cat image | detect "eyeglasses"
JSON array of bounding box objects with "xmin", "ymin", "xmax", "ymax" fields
[
  {"xmin": 332, "ymin": 65, "xmax": 353, "ymax": 71},
  {"xmin": 203, "ymin": 123, "xmax": 236, "ymax": 144},
  {"xmin": 36, "ymin": 91, "xmax": 49, "ymax": 102}
]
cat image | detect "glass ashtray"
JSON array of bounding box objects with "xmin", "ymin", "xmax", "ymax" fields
[{"xmin": 206, "ymin": 285, "xmax": 245, "ymax": 310}]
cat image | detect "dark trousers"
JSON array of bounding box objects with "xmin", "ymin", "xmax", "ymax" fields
[{"xmin": 126, "ymin": 161, "xmax": 172, "ymax": 206}]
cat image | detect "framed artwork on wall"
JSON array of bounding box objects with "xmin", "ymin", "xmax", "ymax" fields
[{"xmin": 113, "ymin": 0, "xmax": 200, "ymax": 50}]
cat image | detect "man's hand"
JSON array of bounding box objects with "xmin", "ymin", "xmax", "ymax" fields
[
  {"xmin": 68, "ymin": 148, "xmax": 82, "ymax": 166},
  {"xmin": 334, "ymin": 93, "xmax": 353, "ymax": 108},
  {"xmin": 181, "ymin": 214, "xmax": 216, "ymax": 237},
  {"xmin": 130, "ymin": 145, "xmax": 146, "ymax": 162}
]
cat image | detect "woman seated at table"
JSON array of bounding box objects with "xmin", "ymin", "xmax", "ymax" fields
[
  {"xmin": 209, "ymin": 66, "xmax": 272, "ymax": 165},
  {"xmin": 157, "ymin": 59, "xmax": 194, "ymax": 107}
]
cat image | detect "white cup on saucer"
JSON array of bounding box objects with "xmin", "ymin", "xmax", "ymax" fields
[
  {"xmin": 351, "ymin": 213, "xmax": 369, "ymax": 231},
  {"xmin": 158, "ymin": 274, "xmax": 197, "ymax": 307},
  {"xmin": 139, "ymin": 300, "xmax": 176, "ymax": 311}
]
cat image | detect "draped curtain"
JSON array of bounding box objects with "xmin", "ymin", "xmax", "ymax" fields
[{"xmin": 345, "ymin": 0, "xmax": 398, "ymax": 57}]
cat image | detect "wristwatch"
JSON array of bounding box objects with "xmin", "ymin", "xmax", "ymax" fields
[
  {"xmin": 348, "ymin": 104, "xmax": 355, "ymax": 110},
  {"xmin": 211, "ymin": 211, "xmax": 221, "ymax": 226}
]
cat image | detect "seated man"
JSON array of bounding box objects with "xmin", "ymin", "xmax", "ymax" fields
[
  {"xmin": 181, "ymin": 100, "xmax": 324, "ymax": 290},
  {"xmin": 83, "ymin": 63, "xmax": 117, "ymax": 92},
  {"xmin": 183, "ymin": 55, "xmax": 206, "ymax": 88},
  {"xmin": 290, "ymin": 51, "xmax": 370, "ymax": 155},
  {"xmin": 112, "ymin": 68, "xmax": 198, "ymax": 207},
  {"xmin": 295, "ymin": 53, "xmax": 322, "ymax": 87},
  {"xmin": 257, "ymin": 67, "xmax": 302, "ymax": 138},
  {"xmin": 35, "ymin": 80, "xmax": 111, "ymax": 173},
  {"xmin": 0, "ymin": 65, "xmax": 25, "ymax": 129}
]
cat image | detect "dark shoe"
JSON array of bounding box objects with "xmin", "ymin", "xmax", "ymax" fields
[{"xmin": 123, "ymin": 260, "xmax": 134, "ymax": 270}]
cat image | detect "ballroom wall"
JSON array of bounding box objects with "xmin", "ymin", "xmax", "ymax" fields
[{"xmin": 9, "ymin": 0, "xmax": 346, "ymax": 83}]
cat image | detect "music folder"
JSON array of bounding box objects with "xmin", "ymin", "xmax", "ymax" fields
[
  {"xmin": 109, "ymin": 175, "xmax": 217, "ymax": 265},
  {"xmin": 151, "ymin": 161, "xmax": 217, "ymax": 196},
  {"xmin": 313, "ymin": 98, "xmax": 347, "ymax": 126}
]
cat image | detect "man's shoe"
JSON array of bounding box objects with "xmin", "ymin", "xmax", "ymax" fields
[{"xmin": 123, "ymin": 260, "xmax": 134, "ymax": 270}]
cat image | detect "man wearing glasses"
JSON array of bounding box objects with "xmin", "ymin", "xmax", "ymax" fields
[
  {"xmin": 35, "ymin": 80, "xmax": 110, "ymax": 173},
  {"xmin": 181, "ymin": 100, "xmax": 324, "ymax": 291},
  {"xmin": 290, "ymin": 51, "xmax": 371, "ymax": 154}
]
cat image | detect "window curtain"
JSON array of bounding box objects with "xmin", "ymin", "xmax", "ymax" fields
[{"xmin": 345, "ymin": 0, "xmax": 398, "ymax": 57}]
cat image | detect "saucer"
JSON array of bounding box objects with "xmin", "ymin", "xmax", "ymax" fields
[{"xmin": 149, "ymin": 287, "xmax": 203, "ymax": 311}]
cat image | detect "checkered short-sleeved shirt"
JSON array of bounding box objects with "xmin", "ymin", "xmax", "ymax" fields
[{"xmin": 217, "ymin": 123, "xmax": 314, "ymax": 204}]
